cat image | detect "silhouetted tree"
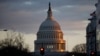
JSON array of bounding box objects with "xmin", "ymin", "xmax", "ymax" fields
[
  {"xmin": 72, "ymin": 43, "xmax": 86, "ymax": 53},
  {"xmin": 0, "ymin": 30, "xmax": 32, "ymax": 56}
]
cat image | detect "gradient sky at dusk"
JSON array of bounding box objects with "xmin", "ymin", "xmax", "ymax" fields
[{"xmin": 0, "ymin": 0, "xmax": 97, "ymax": 52}]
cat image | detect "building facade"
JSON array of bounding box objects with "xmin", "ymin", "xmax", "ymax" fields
[
  {"xmin": 96, "ymin": 0, "xmax": 100, "ymax": 55},
  {"xmin": 34, "ymin": 3, "xmax": 66, "ymax": 53},
  {"xmin": 86, "ymin": 11, "xmax": 96, "ymax": 56}
]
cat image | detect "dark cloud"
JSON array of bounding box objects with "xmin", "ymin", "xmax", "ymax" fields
[
  {"xmin": 0, "ymin": 0, "xmax": 97, "ymax": 52},
  {"xmin": 0, "ymin": 0, "xmax": 31, "ymax": 2},
  {"xmin": 0, "ymin": 0, "xmax": 97, "ymax": 5},
  {"xmin": 0, "ymin": 0, "xmax": 97, "ymax": 34},
  {"xmin": 0, "ymin": 0, "xmax": 97, "ymax": 12}
]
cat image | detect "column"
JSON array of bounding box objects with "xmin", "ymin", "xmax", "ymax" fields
[
  {"xmin": 55, "ymin": 43, "xmax": 57, "ymax": 51},
  {"xmin": 57, "ymin": 43, "xmax": 58, "ymax": 50},
  {"xmin": 58, "ymin": 43, "xmax": 59, "ymax": 50}
]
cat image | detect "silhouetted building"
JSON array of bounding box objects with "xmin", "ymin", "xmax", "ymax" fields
[
  {"xmin": 34, "ymin": 2, "xmax": 66, "ymax": 56},
  {"xmin": 96, "ymin": 0, "xmax": 100, "ymax": 56},
  {"xmin": 86, "ymin": 11, "xmax": 96, "ymax": 56}
]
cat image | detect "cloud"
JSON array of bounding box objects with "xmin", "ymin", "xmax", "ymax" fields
[
  {"xmin": 64, "ymin": 34, "xmax": 86, "ymax": 51},
  {"xmin": 59, "ymin": 20, "xmax": 89, "ymax": 36},
  {"xmin": 24, "ymin": 33, "xmax": 36, "ymax": 52},
  {"xmin": 0, "ymin": 1, "xmax": 95, "ymax": 33},
  {"xmin": 24, "ymin": 1, "xmax": 33, "ymax": 5},
  {"xmin": 63, "ymin": 5, "xmax": 75, "ymax": 8},
  {"xmin": 0, "ymin": 0, "xmax": 97, "ymax": 51}
]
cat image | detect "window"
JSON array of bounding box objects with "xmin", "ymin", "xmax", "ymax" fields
[{"xmin": 47, "ymin": 45, "xmax": 53, "ymax": 48}]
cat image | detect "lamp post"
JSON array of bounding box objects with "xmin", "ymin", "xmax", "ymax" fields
[
  {"xmin": 40, "ymin": 43, "xmax": 45, "ymax": 56},
  {"xmin": 40, "ymin": 47, "xmax": 45, "ymax": 56}
]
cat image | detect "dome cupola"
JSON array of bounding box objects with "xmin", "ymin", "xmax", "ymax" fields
[{"xmin": 39, "ymin": 2, "xmax": 61, "ymax": 31}]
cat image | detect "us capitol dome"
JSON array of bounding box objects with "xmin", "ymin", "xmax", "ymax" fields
[{"xmin": 34, "ymin": 2, "xmax": 66, "ymax": 52}]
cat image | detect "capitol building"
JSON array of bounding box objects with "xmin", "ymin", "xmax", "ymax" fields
[{"xmin": 34, "ymin": 2, "xmax": 66, "ymax": 56}]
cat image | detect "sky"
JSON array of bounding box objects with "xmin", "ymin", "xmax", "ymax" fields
[{"xmin": 0, "ymin": 0, "xmax": 97, "ymax": 52}]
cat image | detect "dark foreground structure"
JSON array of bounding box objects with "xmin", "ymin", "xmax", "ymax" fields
[
  {"xmin": 33, "ymin": 52, "xmax": 86, "ymax": 56},
  {"xmin": 68, "ymin": 52, "xmax": 86, "ymax": 56},
  {"xmin": 0, "ymin": 46, "xmax": 33, "ymax": 56}
]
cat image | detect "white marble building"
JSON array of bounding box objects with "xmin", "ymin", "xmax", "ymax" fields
[{"xmin": 34, "ymin": 2, "xmax": 66, "ymax": 53}]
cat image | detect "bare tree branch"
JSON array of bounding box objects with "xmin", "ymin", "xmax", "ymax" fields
[{"xmin": 72, "ymin": 43, "xmax": 86, "ymax": 53}]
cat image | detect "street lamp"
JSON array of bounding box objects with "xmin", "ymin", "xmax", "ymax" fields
[
  {"xmin": 40, "ymin": 47, "xmax": 45, "ymax": 56},
  {"xmin": 90, "ymin": 51, "xmax": 96, "ymax": 56}
]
